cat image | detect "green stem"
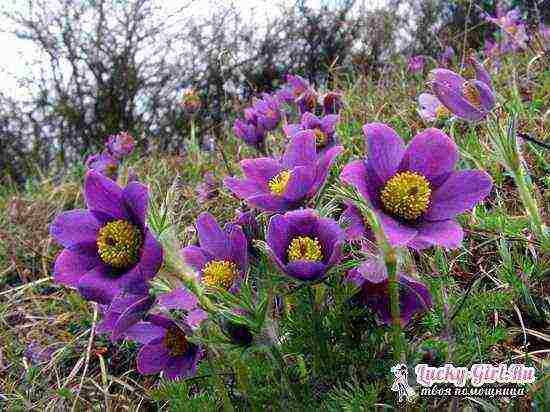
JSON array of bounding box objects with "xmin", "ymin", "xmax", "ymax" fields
[{"xmin": 364, "ymin": 209, "xmax": 405, "ymax": 362}]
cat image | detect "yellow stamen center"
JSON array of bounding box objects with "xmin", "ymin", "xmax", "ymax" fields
[
  {"xmin": 105, "ymin": 163, "xmax": 118, "ymax": 178},
  {"xmin": 287, "ymin": 236, "xmax": 323, "ymax": 262},
  {"xmin": 313, "ymin": 128, "xmax": 327, "ymax": 147},
  {"xmin": 380, "ymin": 171, "xmax": 431, "ymax": 220},
  {"xmin": 268, "ymin": 170, "xmax": 291, "ymax": 195},
  {"xmin": 202, "ymin": 260, "xmax": 238, "ymax": 289},
  {"xmin": 462, "ymin": 81, "xmax": 482, "ymax": 109},
  {"xmin": 435, "ymin": 105, "xmax": 451, "ymax": 119},
  {"xmin": 96, "ymin": 220, "xmax": 142, "ymax": 268},
  {"xmin": 164, "ymin": 328, "xmax": 189, "ymax": 357}
]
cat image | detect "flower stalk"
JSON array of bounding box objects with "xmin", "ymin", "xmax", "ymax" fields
[{"xmin": 363, "ymin": 209, "xmax": 405, "ymax": 362}]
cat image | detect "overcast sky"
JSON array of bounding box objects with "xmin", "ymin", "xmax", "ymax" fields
[{"xmin": 0, "ymin": 0, "xmax": 385, "ymax": 100}]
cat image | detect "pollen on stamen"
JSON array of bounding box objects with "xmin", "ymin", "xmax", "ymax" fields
[
  {"xmin": 380, "ymin": 171, "xmax": 431, "ymax": 220},
  {"xmin": 287, "ymin": 236, "xmax": 323, "ymax": 262},
  {"xmin": 435, "ymin": 105, "xmax": 451, "ymax": 119},
  {"xmin": 462, "ymin": 81, "xmax": 482, "ymax": 108},
  {"xmin": 164, "ymin": 327, "xmax": 189, "ymax": 357},
  {"xmin": 313, "ymin": 128, "xmax": 327, "ymax": 147},
  {"xmin": 96, "ymin": 220, "xmax": 142, "ymax": 269},
  {"xmin": 268, "ymin": 170, "xmax": 291, "ymax": 195},
  {"xmin": 202, "ymin": 260, "xmax": 238, "ymax": 290}
]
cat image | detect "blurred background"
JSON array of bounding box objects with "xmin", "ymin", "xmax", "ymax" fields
[{"xmin": 0, "ymin": 0, "xmax": 547, "ymax": 184}]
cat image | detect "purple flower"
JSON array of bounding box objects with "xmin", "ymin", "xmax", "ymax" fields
[
  {"xmin": 97, "ymin": 293, "xmax": 154, "ymax": 341},
  {"xmin": 417, "ymin": 93, "xmax": 451, "ymax": 122},
  {"xmin": 50, "ymin": 170, "xmax": 163, "ymax": 304},
  {"xmin": 224, "ymin": 131, "xmax": 342, "ymax": 213},
  {"xmin": 125, "ymin": 314, "xmax": 203, "ymax": 380},
  {"xmin": 181, "ymin": 212, "xmax": 248, "ymax": 292},
  {"xmin": 233, "ymin": 117, "xmax": 266, "ymax": 148},
  {"xmin": 430, "ymin": 56, "xmax": 495, "ymax": 122},
  {"xmin": 340, "ymin": 123, "xmax": 492, "ymax": 250},
  {"xmin": 296, "ymin": 89, "xmax": 318, "ymax": 114},
  {"xmin": 107, "ymin": 132, "xmax": 135, "ymax": 159},
  {"xmin": 346, "ymin": 258, "xmax": 432, "ymax": 326},
  {"xmin": 485, "ymin": 7, "xmax": 528, "ymax": 50},
  {"xmin": 408, "ymin": 55, "xmax": 425, "ymax": 74},
  {"xmin": 252, "ymin": 93, "xmax": 282, "ymax": 131},
  {"xmin": 440, "ymin": 46, "xmax": 455, "ymax": 66},
  {"xmin": 322, "ymin": 91, "xmax": 343, "ymax": 115},
  {"xmin": 266, "ymin": 209, "xmax": 344, "ymax": 281},
  {"xmin": 85, "ymin": 152, "xmax": 119, "ymax": 180},
  {"xmin": 283, "ymin": 112, "xmax": 340, "ymax": 152}
]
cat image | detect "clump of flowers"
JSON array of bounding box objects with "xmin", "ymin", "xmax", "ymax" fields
[
  {"xmin": 224, "ymin": 131, "xmax": 342, "ymax": 212},
  {"xmin": 341, "ymin": 123, "xmax": 492, "ymax": 249},
  {"xmin": 50, "ymin": 170, "xmax": 163, "ymax": 303},
  {"xmin": 107, "ymin": 131, "xmax": 135, "ymax": 158},
  {"xmin": 266, "ymin": 209, "xmax": 344, "ymax": 281},
  {"xmin": 284, "ymin": 112, "xmax": 340, "ymax": 152},
  {"xmin": 430, "ymin": 56, "xmax": 495, "ymax": 122}
]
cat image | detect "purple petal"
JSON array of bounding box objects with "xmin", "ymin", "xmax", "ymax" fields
[
  {"xmin": 400, "ymin": 128, "xmax": 458, "ymax": 188},
  {"xmin": 84, "ymin": 170, "xmax": 129, "ymax": 221},
  {"xmin": 285, "ymin": 261, "xmax": 327, "ymax": 281},
  {"xmin": 77, "ymin": 264, "xmax": 123, "ymax": 304},
  {"xmin": 315, "ymin": 216, "xmax": 344, "ymax": 265},
  {"xmin": 282, "ymin": 166, "xmax": 316, "ymax": 202},
  {"xmin": 358, "ymin": 258, "xmax": 387, "ymax": 283},
  {"xmin": 181, "ymin": 245, "xmax": 212, "ymax": 273},
  {"xmin": 300, "ymin": 112, "xmax": 321, "ymax": 129},
  {"xmin": 227, "ymin": 224, "xmax": 248, "ymax": 272},
  {"xmin": 125, "ymin": 322, "xmax": 166, "ymax": 344},
  {"xmin": 340, "ymin": 160, "xmax": 371, "ymax": 202},
  {"xmin": 376, "ymin": 211, "xmax": 418, "ymax": 247},
  {"xmin": 137, "ymin": 342, "xmax": 170, "ymax": 375},
  {"xmin": 246, "ymin": 194, "xmax": 293, "ymax": 212},
  {"xmin": 112, "ymin": 295, "xmax": 154, "ymax": 341},
  {"xmin": 158, "ymin": 287, "xmax": 199, "ymax": 311},
  {"xmin": 285, "ymin": 209, "xmax": 319, "ymax": 238},
  {"xmin": 408, "ymin": 220, "xmax": 464, "ymax": 250},
  {"xmin": 49, "ymin": 210, "xmax": 101, "ymax": 251},
  {"xmin": 137, "ymin": 230, "xmax": 163, "ymax": 280},
  {"xmin": 432, "ymin": 82, "xmax": 484, "ymax": 122},
  {"xmin": 362, "ymin": 123, "xmax": 405, "ymax": 183},
  {"xmin": 310, "ymin": 145, "xmax": 342, "ymax": 197},
  {"xmin": 340, "ymin": 203, "xmax": 368, "ymax": 241},
  {"xmin": 186, "ymin": 308, "xmax": 208, "ymax": 328},
  {"xmin": 281, "ymin": 130, "xmax": 317, "ymax": 168},
  {"xmin": 283, "ymin": 123, "xmax": 302, "ymax": 138},
  {"xmin": 425, "ymin": 170, "xmax": 493, "ymax": 220},
  {"xmin": 54, "ymin": 249, "xmax": 100, "ymax": 288},
  {"xmin": 196, "ymin": 212, "xmax": 230, "ymax": 260},
  {"xmin": 471, "ymin": 79, "xmax": 495, "ymax": 112},
  {"xmin": 224, "ymin": 177, "xmax": 264, "ymax": 199},
  {"xmin": 469, "ymin": 56, "xmax": 492, "ymax": 88},
  {"xmin": 240, "ymin": 158, "xmax": 284, "ymax": 187},
  {"xmin": 430, "ymin": 69, "xmax": 465, "ymax": 90},
  {"xmin": 320, "ymin": 114, "xmax": 339, "ymax": 135},
  {"xmin": 122, "ymin": 182, "xmax": 149, "ymax": 229},
  {"xmin": 345, "ymin": 268, "xmax": 366, "ymax": 288},
  {"xmin": 266, "ymin": 214, "xmax": 291, "ymax": 263}
]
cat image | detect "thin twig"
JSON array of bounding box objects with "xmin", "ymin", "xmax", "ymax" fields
[{"xmin": 517, "ymin": 132, "xmax": 550, "ymax": 150}]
